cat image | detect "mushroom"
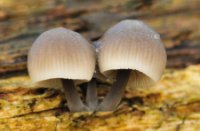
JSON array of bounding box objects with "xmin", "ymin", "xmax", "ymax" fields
[
  {"xmin": 28, "ymin": 27, "xmax": 96, "ymax": 112},
  {"xmin": 96, "ymin": 20, "xmax": 167, "ymax": 111}
]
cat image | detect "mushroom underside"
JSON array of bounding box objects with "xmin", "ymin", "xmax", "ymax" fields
[
  {"xmin": 86, "ymin": 69, "xmax": 155, "ymax": 111},
  {"xmin": 39, "ymin": 70, "xmax": 154, "ymax": 112}
]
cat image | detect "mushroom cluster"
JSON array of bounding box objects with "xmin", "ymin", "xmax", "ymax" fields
[{"xmin": 28, "ymin": 20, "xmax": 166, "ymax": 112}]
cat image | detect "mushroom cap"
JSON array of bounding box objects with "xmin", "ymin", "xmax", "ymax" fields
[
  {"xmin": 28, "ymin": 27, "xmax": 95, "ymax": 88},
  {"xmin": 97, "ymin": 20, "xmax": 167, "ymax": 88}
]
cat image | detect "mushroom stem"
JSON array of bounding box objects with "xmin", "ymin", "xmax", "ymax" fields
[
  {"xmin": 86, "ymin": 79, "xmax": 98, "ymax": 111},
  {"xmin": 62, "ymin": 79, "xmax": 87, "ymax": 112},
  {"xmin": 97, "ymin": 70, "xmax": 130, "ymax": 111}
]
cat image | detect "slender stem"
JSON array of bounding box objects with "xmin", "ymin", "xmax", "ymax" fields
[
  {"xmin": 62, "ymin": 79, "xmax": 88, "ymax": 112},
  {"xmin": 86, "ymin": 79, "xmax": 98, "ymax": 111},
  {"xmin": 97, "ymin": 70, "xmax": 130, "ymax": 111}
]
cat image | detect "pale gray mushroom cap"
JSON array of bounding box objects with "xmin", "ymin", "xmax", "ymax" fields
[
  {"xmin": 97, "ymin": 20, "xmax": 167, "ymax": 88},
  {"xmin": 28, "ymin": 27, "xmax": 95, "ymax": 88}
]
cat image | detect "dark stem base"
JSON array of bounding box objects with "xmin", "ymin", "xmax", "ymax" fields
[
  {"xmin": 97, "ymin": 70, "xmax": 130, "ymax": 111},
  {"xmin": 86, "ymin": 79, "xmax": 98, "ymax": 111},
  {"xmin": 62, "ymin": 79, "xmax": 88, "ymax": 112}
]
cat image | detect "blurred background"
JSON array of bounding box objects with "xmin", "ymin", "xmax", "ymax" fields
[
  {"xmin": 0, "ymin": 0, "xmax": 200, "ymax": 130},
  {"xmin": 0, "ymin": 0, "xmax": 199, "ymax": 76}
]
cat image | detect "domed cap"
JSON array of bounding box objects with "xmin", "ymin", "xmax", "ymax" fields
[
  {"xmin": 97, "ymin": 20, "xmax": 167, "ymax": 88},
  {"xmin": 28, "ymin": 27, "xmax": 96, "ymax": 88}
]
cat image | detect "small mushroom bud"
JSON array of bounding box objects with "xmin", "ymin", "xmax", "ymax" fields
[
  {"xmin": 28, "ymin": 27, "xmax": 95, "ymax": 112},
  {"xmin": 96, "ymin": 20, "xmax": 167, "ymax": 111}
]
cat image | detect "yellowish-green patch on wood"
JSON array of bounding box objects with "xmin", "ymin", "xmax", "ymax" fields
[{"xmin": 0, "ymin": 65, "xmax": 200, "ymax": 130}]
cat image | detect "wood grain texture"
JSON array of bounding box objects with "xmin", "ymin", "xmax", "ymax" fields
[{"xmin": 0, "ymin": 65, "xmax": 200, "ymax": 130}]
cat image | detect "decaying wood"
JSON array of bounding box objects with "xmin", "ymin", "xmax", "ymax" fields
[
  {"xmin": 0, "ymin": 0, "xmax": 200, "ymax": 130},
  {"xmin": 0, "ymin": 65, "xmax": 200, "ymax": 130}
]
